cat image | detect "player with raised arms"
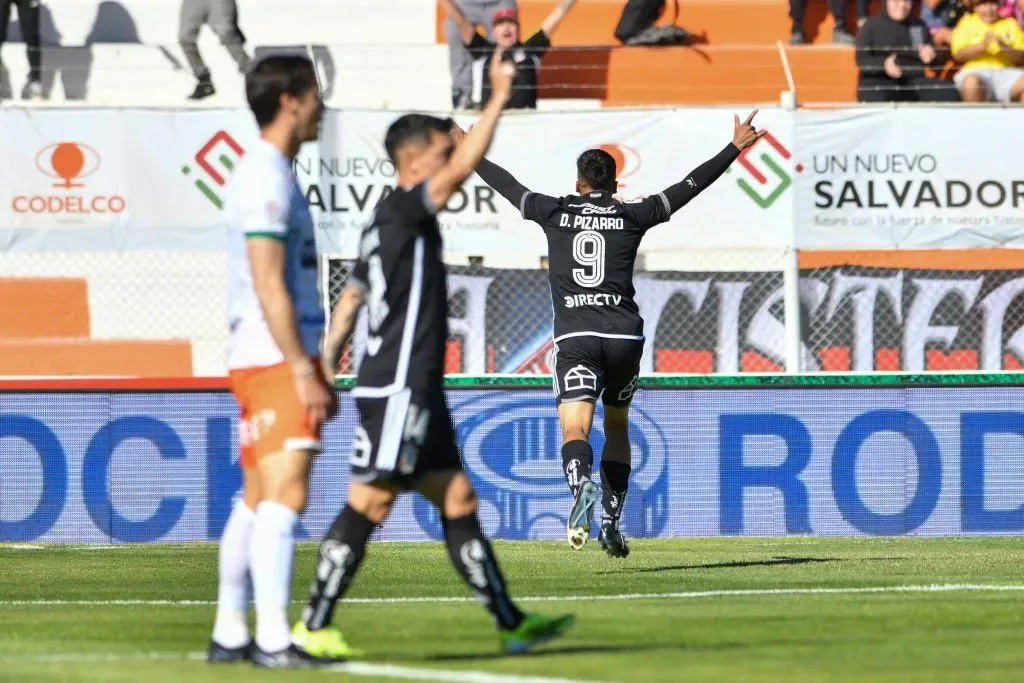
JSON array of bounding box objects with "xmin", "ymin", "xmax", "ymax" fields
[
  {"xmin": 287, "ymin": 50, "xmax": 575, "ymax": 660},
  {"xmin": 210, "ymin": 54, "xmax": 338, "ymax": 668},
  {"xmin": 456, "ymin": 111, "xmax": 766, "ymax": 557}
]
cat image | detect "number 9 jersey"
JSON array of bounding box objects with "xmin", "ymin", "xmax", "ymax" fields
[{"xmin": 521, "ymin": 189, "xmax": 671, "ymax": 344}]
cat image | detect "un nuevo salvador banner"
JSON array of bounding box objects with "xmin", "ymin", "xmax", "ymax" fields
[
  {"xmin": 4, "ymin": 107, "xmax": 1024, "ymax": 253},
  {"xmin": 2, "ymin": 386, "xmax": 1023, "ymax": 544},
  {"xmin": 0, "ymin": 107, "xmax": 791, "ymax": 253},
  {"xmin": 793, "ymin": 107, "xmax": 1024, "ymax": 249},
  {"xmin": 327, "ymin": 109, "xmax": 794, "ymax": 255}
]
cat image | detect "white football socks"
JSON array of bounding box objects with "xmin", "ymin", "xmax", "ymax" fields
[
  {"xmin": 250, "ymin": 500, "xmax": 298, "ymax": 653},
  {"xmin": 211, "ymin": 501, "xmax": 254, "ymax": 649}
]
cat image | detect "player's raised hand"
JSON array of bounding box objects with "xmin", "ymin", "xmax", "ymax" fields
[
  {"xmin": 733, "ymin": 109, "xmax": 768, "ymax": 150},
  {"xmin": 488, "ymin": 47, "xmax": 517, "ymax": 104}
]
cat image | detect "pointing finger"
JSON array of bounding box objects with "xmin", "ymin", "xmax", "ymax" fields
[{"xmin": 744, "ymin": 108, "xmax": 759, "ymax": 126}]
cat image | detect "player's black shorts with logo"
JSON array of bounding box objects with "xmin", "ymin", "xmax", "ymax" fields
[
  {"xmin": 552, "ymin": 336, "xmax": 643, "ymax": 408},
  {"xmin": 349, "ymin": 388, "xmax": 462, "ymax": 489}
]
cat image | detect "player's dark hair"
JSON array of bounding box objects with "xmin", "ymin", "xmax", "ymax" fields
[
  {"xmin": 576, "ymin": 149, "xmax": 617, "ymax": 192},
  {"xmin": 245, "ymin": 55, "xmax": 318, "ymax": 128},
  {"xmin": 384, "ymin": 114, "xmax": 454, "ymax": 163}
]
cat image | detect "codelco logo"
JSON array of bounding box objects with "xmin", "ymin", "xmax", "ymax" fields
[
  {"xmin": 728, "ymin": 133, "xmax": 803, "ymax": 209},
  {"xmin": 594, "ymin": 143, "xmax": 640, "ymax": 190},
  {"xmin": 181, "ymin": 130, "xmax": 245, "ymax": 210},
  {"xmin": 12, "ymin": 142, "xmax": 126, "ymax": 216}
]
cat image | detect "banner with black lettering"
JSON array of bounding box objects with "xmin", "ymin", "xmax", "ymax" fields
[
  {"xmin": 330, "ymin": 260, "xmax": 789, "ymax": 375},
  {"xmin": 331, "ymin": 251, "xmax": 1024, "ymax": 375},
  {"xmin": 794, "ymin": 108, "xmax": 1024, "ymax": 249},
  {"xmin": 798, "ymin": 250, "xmax": 1024, "ymax": 372},
  {"xmin": 312, "ymin": 108, "xmax": 794, "ymax": 256},
  {"xmin": 8, "ymin": 107, "xmax": 1024, "ymax": 253}
]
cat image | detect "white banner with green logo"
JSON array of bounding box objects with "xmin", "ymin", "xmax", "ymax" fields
[
  {"xmin": 793, "ymin": 107, "xmax": 1024, "ymax": 249},
  {"xmin": 0, "ymin": 107, "xmax": 792, "ymax": 254},
  {"xmin": 3, "ymin": 107, "xmax": 1022, "ymax": 254},
  {"xmin": 321, "ymin": 108, "xmax": 795, "ymax": 256}
]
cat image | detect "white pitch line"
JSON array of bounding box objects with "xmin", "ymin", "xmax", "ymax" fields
[
  {"xmin": 1, "ymin": 544, "xmax": 44, "ymax": 550},
  {"xmin": 0, "ymin": 651, "xmax": 607, "ymax": 683},
  {"xmin": 3, "ymin": 584, "xmax": 1024, "ymax": 608},
  {"xmin": 333, "ymin": 661, "xmax": 606, "ymax": 683}
]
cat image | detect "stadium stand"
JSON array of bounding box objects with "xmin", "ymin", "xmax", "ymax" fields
[
  {"xmin": 1, "ymin": 0, "xmax": 449, "ymax": 107},
  {"xmin": 434, "ymin": 0, "xmax": 879, "ymax": 105},
  {"xmin": 0, "ymin": 0, "xmax": 994, "ymax": 378},
  {"xmin": 0, "ymin": 251, "xmax": 228, "ymax": 376},
  {"xmin": 0, "ymin": 277, "xmax": 192, "ymax": 375},
  {"xmin": 0, "ymin": 0, "xmax": 883, "ymax": 107}
]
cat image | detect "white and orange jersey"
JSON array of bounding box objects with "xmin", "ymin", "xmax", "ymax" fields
[{"xmin": 225, "ymin": 139, "xmax": 324, "ymax": 370}]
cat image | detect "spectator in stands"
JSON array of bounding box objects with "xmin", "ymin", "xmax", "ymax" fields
[
  {"xmin": 444, "ymin": 0, "xmax": 519, "ymax": 109},
  {"xmin": 856, "ymin": 0, "xmax": 960, "ymax": 101},
  {"xmin": 614, "ymin": 0, "xmax": 693, "ymax": 46},
  {"xmin": 920, "ymin": 0, "xmax": 968, "ymax": 47},
  {"xmin": 179, "ymin": 0, "xmax": 250, "ymax": 100},
  {"xmin": 951, "ymin": 0, "xmax": 1024, "ymax": 102},
  {"xmin": 790, "ymin": 0, "xmax": 869, "ymax": 44},
  {"xmin": 440, "ymin": 0, "xmax": 578, "ymax": 109},
  {"xmin": 0, "ymin": 0, "xmax": 43, "ymax": 100}
]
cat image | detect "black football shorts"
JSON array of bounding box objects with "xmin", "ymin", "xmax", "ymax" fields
[
  {"xmin": 551, "ymin": 336, "xmax": 643, "ymax": 408},
  {"xmin": 349, "ymin": 388, "xmax": 462, "ymax": 489}
]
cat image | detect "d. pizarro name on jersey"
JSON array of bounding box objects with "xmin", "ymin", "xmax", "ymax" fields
[
  {"xmin": 540, "ymin": 193, "xmax": 658, "ymax": 339},
  {"xmin": 472, "ymin": 143, "xmax": 742, "ymax": 341}
]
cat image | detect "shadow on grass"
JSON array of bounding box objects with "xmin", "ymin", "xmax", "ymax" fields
[
  {"xmin": 424, "ymin": 642, "xmax": 730, "ymax": 662},
  {"xmin": 597, "ymin": 555, "xmax": 835, "ymax": 575},
  {"xmin": 417, "ymin": 635, "xmax": 858, "ymax": 662},
  {"xmin": 597, "ymin": 555, "xmax": 908, "ymax": 575}
]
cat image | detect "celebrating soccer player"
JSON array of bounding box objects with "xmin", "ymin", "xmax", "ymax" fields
[
  {"xmin": 458, "ymin": 111, "xmax": 767, "ymax": 557},
  {"xmin": 210, "ymin": 55, "xmax": 338, "ymax": 667},
  {"xmin": 289, "ymin": 50, "xmax": 575, "ymax": 660}
]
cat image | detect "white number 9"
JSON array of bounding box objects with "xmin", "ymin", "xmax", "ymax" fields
[{"xmin": 572, "ymin": 231, "xmax": 605, "ymax": 287}]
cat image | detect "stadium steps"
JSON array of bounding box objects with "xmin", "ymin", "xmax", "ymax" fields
[
  {"xmin": 437, "ymin": 0, "xmax": 874, "ymax": 105},
  {"xmin": 0, "ymin": 278, "xmax": 193, "ymax": 376},
  {"xmin": 437, "ymin": 0, "xmax": 882, "ymax": 47},
  {"xmin": 0, "ymin": 338, "xmax": 193, "ymax": 376},
  {"xmin": 0, "ymin": 278, "xmax": 90, "ymax": 338},
  {"xmin": 0, "ymin": 43, "xmax": 451, "ymax": 109},
  {"xmin": 12, "ymin": 0, "xmax": 434, "ymax": 46},
  {"xmin": 2, "ymin": 0, "xmax": 446, "ymax": 107},
  {"xmin": 537, "ymin": 44, "xmax": 856, "ymax": 105}
]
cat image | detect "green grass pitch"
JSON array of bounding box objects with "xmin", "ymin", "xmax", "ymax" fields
[{"xmin": 2, "ymin": 538, "xmax": 1023, "ymax": 682}]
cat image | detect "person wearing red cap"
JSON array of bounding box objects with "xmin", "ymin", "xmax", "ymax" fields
[
  {"xmin": 442, "ymin": 0, "xmax": 519, "ymax": 108},
  {"xmin": 441, "ymin": 0, "xmax": 578, "ymax": 109}
]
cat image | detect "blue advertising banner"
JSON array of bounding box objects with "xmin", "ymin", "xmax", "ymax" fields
[{"xmin": 2, "ymin": 387, "xmax": 1023, "ymax": 543}]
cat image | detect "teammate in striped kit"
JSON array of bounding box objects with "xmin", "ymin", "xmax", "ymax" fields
[{"xmin": 290, "ymin": 51, "xmax": 575, "ymax": 659}]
